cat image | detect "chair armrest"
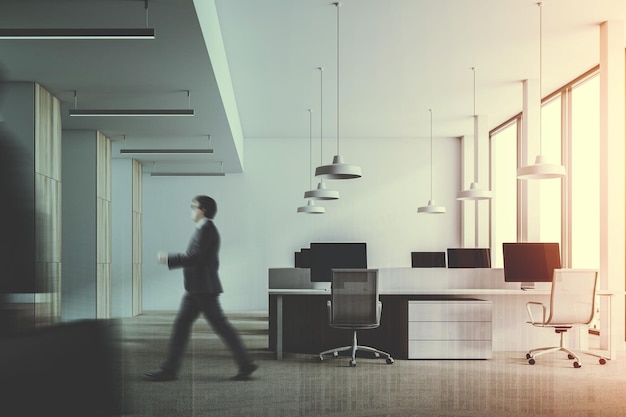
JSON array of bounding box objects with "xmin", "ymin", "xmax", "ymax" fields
[
  {"xmin": 376, "ymin": 301, "xmax": 382, "ymax": 323},
  {"xmin": 526, "ymin": 301, "xmax": 546, "ymax": 324}
]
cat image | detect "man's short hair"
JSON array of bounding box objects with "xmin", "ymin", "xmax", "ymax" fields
[{"xmin": 194, "ymin": 195, "xmax": 217, "ymax": 219}]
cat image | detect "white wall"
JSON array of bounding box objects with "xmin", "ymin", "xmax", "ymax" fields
[
  {"xmin": 62, "ymin": 130, "xmax": 97, "ymax": 320},
  {"xmin": 141, "ymin": 136, "xmax": 461, "ymax": 312}
]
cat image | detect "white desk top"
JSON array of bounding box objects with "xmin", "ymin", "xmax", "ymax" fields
[{"xmin": 269, "ymin": 288, "xmax": 552, "ymax": 296}]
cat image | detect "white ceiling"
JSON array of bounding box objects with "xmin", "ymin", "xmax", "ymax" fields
[{"xmin": 1, "ymin": 0, "xmax": 624, "ymax": 174}]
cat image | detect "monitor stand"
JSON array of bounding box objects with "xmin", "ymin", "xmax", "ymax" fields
[{"xmin": 520, "ymin": 282, "xmax": 535, "ymax": 290}]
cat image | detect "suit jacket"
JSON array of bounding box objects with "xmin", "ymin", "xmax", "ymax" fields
[{"xmin": 167, "ymin": 219, "xmax": 224, "ymax": 294}]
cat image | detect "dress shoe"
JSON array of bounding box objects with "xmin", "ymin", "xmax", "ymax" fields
[
  {"xmin": 231, "ymin": 362, "xmax": 258, "ymax": 381},
  {"xmin": 144, "ymin": 369, "xmax": 177, "ymax": 382}
]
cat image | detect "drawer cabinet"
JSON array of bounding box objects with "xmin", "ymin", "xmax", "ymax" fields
[{"xmin": 408, "ymin": 300, "xmax": 492, "ymax": 359}]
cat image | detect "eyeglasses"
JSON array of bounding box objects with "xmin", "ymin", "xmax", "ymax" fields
[{"xmin": 190, "ymin": 204, "xmax": 200, "ymax": 210}]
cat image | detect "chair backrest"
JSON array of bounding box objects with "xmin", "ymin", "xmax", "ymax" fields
[
  {"xmin": 547, "ymin": 269, "xmax": 598, "ymax": 325},
  {"xmin": 330, "ymin": 269, "xmax": 379, "ymax": 326}
]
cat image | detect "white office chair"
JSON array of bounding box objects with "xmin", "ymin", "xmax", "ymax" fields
[
  {"xmin": 525, "ymin": 269, "xmax": 608, "ymax": 368},
  {"xmin": 319, "ymin": 269, "xmax": 394, "ymax": 367}
]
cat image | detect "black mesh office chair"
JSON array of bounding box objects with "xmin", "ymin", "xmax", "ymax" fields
[
  {"xmin": 526, "ymin": 269, "xmax": 608, "ymax": 368},
  {"xmin": 319, "ymin": 269, "xmax": 394, "ymax": 367}
]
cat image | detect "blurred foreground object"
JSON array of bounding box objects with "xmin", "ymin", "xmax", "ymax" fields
[{"xmin": 0, "ymin": 320, "xmax": 123, "ymax": 417}]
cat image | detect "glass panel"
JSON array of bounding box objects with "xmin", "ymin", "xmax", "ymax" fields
[
  {"xmin": 538, "ymin": 97, "xmax": 562, "ymax": 244},
  {"xmin": 490, "ymin": 121, "xmax": 518, "ymax": 267},
  {"xmin": 571, "ymin": 75, "xmax": 600, "ymax": 269}
]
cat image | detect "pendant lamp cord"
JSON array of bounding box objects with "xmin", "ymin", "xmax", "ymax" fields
[
  {"xmin": 145, "ymin": 0, "xmax": 150, "ymax": 27},
  {"xmin": 335, "ymin": 2, "xmax": 341, "ymax": 156},
  {"xmin": 308, "ymin": 109, "xmax": 313, "ymax": 190},
  {"xmin": 472, "ymin": 67, "xmax": 479, "ymax": 183},
  {"xmin": 538, "ymin": 1, "xmax": 543, "ymax": 155},
  {"xmin": 318, "ymin": 67, "xmax": 324, "ymax": 166},
  {"xmin": 429, "ymin": 109, "xmax": 433, "ymax": 201}
]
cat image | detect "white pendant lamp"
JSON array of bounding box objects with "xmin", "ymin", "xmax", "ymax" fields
[
  {"xmin": 457, "ymin": 67, "xmax": 493, "ymax": 200},
  {"xmin": 418, "ymin": 109, "xmax": 446, "ymax": 214},
  {"xmin": 298, "ymin": 109, "xmax": 325, "ymax": 214},
  {"xmin": 297, "ymin": 199, "xmax": 325, "ymax": 214},
  {"xmin": 517, "ymin": 2, "xmax": 566, "ymax": 180},
  {"xmin": 315, "ymin": 2, "xmax": 361, "ymax": 180},
  {"xmin": 305, "ymin": 68, "xmax": 339, "ymax": 200}
]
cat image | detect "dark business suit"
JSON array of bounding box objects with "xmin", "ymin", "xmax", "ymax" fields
[{"xmin": 161, "ymin": 218, "xmax": 252, "ymax": 375}]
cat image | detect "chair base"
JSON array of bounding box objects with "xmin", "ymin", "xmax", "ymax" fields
[
  {"xmin": 526, "ymin": 346, "xmax": 608, "ymax": 368},
  {"xmin": 319, "ymin": 330, "xmax": 393, "ymax": 367}
]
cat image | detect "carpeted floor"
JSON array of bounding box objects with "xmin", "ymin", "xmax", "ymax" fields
[{"xmin": 116, "ymin": 311, "xmax": 626, "ymax": 417}]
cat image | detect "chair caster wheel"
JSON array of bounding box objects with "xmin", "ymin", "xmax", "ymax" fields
[
  {"xmin": 349, "ymin": 360, "xmax": 356, "ymax": 367},
  {"xmin": 386, "ymin": 357, "xmax": 394, "ymax": 365},
  {"xmin": 599, "ymin": 358, "xmax": 607, "ymax": 365},
  {"xmin": 528, "ymin": 358, "xmax": 535, "ymax": 365},
  {"xmin": 319, "ymin": 356, "xmax": 324, "ymax": 362},
  {"xmin": 573, "ymin": 362, "xmax": 581, "ymax": 368},
  {"xmin": 526, "ymin": 353, "xmax": 532, "ymax": 360},
  {"xmin": 568, "ymin": 354, "xmax": 575, "ymax": 360}
]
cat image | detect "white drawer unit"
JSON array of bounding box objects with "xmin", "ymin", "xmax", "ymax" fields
[{"xmin": 408, "ymin": 299, "xmax": 492, "ymax": 359}]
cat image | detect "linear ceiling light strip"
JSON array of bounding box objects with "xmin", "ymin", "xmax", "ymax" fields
[
  {"xmin": 0, "ymin": 28, "xmax": 155, "ymax": 40},
  {"xmin": 150, "ymin": 172, "xmax": 225, "ymax": 177},
  {"xmin": 69, "ymin": 109, "xmax": 194, "ymax": 116},
  {"xmin": 120, "ymin": 149, "xmax": 213, "ymax": 154}
]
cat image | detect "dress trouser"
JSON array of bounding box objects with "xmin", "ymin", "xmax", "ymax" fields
[{"xmin": 161, "ymin": 292, "xmax": 252, "ymax": 375}]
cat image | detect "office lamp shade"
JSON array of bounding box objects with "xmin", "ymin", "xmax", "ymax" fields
[
  {"xmin": 304, "ymin": 181, "xmax": 339, "ymax": 200},
  {"xmin": 457, "ymin": 68, "xmax": 493, "ymax": 200},
  {"xmin": 418, "ymin": 109, "xmax": 446, "ymax": 214},
  {"xmin": 305, "ymin": 68, "xmax": 339, "ymax": 200},
  {"xmin": 517, "ymin": 155, "xmax": 567, "ymax": 179},
  {"xmin": 517, "ymin": 2, "xmax": 566, "ymax": 180},
  {"xmin": 298, "ymin": 109, "xmax": 327, "ymax": 213},
  {"xmin": 314, "ymin": 3, "xmax": 361, "ymax": 180},
  {"xmin": 297, "ymin": 200, "xmax": 325, "ymax": 214}
]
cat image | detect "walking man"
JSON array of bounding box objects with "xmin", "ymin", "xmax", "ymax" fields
[{"xmin": 145, "ymin": 195, "xmax": 257, "ymax": 381}]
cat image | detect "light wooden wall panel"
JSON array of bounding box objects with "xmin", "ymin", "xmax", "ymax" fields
[
  {"xmin": 132, "ymin": 159, "xmax": 143, "ymax": 316},
  {"xmin": 96, "ymin": 132, "xmax": 112, "ymax": 319},
  {"xmin": 34, "ymin": 84, "xmax": 61, "ymax": 326}
]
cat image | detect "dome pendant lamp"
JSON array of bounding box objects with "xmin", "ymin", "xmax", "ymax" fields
[
  {"xmin": 298, "ymin": 109, "xmax": 325, "ymax": 214},
  {"xmin": 457, "ymin": 67, "xmax": 493, "ymax": 200},
  {"xmin": 517, "ymin": 2, "xmax": 566, "ymax": 180},
  {"xmin": 418, "ymin": 109, "xmax": 446, "ymax": 214},
  {"xmin": 305, "ymin": 68, "xmax": 339, "ymax": 200},
  {"xmin": 315, "ymin": 2, "xmax": 361, "ymax": 180}
]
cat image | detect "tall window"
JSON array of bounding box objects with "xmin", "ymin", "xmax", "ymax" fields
[
  {"xmin": 538, "ymin": 96, "xmax": 562, "ymax": 245},
  {"xmin": 570, "ymin": 74, "xmax": 600, "ymax": 269},
  {"xmin": 490, "ymin": 120, "xmax": 518, "ymax": 267},
  {"xmin": 490, "ymin": 69, "xmax": 601, "ymax": 271}
]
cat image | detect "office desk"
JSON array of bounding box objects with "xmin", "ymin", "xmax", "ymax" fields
[{"xmin": 269, "ymin": 268, "xmax": 617, "ymax": 360}]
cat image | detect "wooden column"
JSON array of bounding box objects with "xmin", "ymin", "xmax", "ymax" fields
[{"xmin": 599, "ymin": 20, "xmax": 625, "ymax": 353}]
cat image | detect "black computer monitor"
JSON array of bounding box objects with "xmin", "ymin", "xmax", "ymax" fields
[
  {"xmin": 447, "ymin": 248, "xmax": 491, "ymax": 268},
  {"xmin": 310, "ymin": 242, "xmax": 367, "ymax": 282},
  {"xmin": 411, "ymin": 252, "xmax": 446, "ymax": 268},
  {"xmin": 502, "ymin": 242, "xmax": 561, "ymax": 283},
  {"xmin": 294, "ymin": 248, "xmax": 311, "ymax": 268}
]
